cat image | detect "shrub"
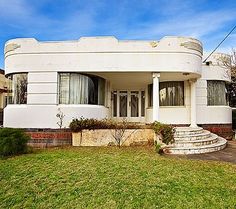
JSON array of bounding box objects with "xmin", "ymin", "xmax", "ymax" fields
[
  {"xmin": 0, "ymin": 128, "xmax": 30, "ymax": 157},
  {"xmin": 154, "ymin": 141, "xmax": 161, "ymax": 153},
  {"xmin": 69, "ymin": 117, "xmax": 139, "ymax": 132},
  {"xmin": 151, "ymin": 121, "xmax": 175, "ymax": 145}
]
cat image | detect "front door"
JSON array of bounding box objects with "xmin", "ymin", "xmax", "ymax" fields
[{"xmin": 112, "ymin": 90, "xmax": 145, "ymax": 122}]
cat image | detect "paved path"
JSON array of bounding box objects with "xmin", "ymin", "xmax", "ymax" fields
[{"xmin": 169, "ymin": 141, "xmax": 236, "ymax": 164}]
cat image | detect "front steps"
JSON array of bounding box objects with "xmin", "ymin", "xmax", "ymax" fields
[{"xmin": 163, "ymin": 127, "xmax": 227, "ymax": 155}]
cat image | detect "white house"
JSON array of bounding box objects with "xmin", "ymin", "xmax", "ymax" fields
[{"xmin": 3, "ymin": 36, "xmax": 232, "ymax": 131}]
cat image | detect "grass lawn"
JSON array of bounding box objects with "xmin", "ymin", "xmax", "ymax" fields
[{"xmin": 0, "ymin": 146, "xmax": 236, "ymax": 209}]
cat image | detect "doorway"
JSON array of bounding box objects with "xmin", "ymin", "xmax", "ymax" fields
[{"xmin": 112, "ymin": 90, "xmax": 145, "ymax": 122}]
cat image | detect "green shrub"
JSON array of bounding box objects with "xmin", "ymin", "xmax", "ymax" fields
[
  {"xmin": 152, "ymin": 121, "xmax": 175, "ymax": 145},
  {"xmin": 0, "ymin": 128, "xmax": 30, "ymax": 157},
  {"xmin": 154, "ymin": 141, "xmax": 162, "ymax": 153},
  {"xmin": 69, "ymin": 117, "xmax": 139, "ymax": 132}
]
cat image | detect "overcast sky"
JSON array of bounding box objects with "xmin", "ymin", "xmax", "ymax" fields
[{"xmin": 0, "ymin": 0, "xmax": 236, "ymax": 68}]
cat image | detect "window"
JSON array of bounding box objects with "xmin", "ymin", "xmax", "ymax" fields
[
  {"xmin": 159, "ymin": 81, "xmax": 184, "ymax": 106},
  {"xmin": 148, "ymin": 81, "xmax": 184, "ymax": 106},
  {"xmin": 7, "ymin": 73, "xmax": 27, "ymax": 104},
  {"xmin": 58, "ymin": 73, "xmax": 105, "ymax": 105},
  {"xmin": 207, "ymin": 80, "xmax": 227, "ymax": 105}
]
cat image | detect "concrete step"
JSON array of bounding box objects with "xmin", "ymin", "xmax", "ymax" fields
[
  {"xmin": 174, "ymin": 127, "xmax": 204, "ymax": 136},
  {"xmin": 163, "ymin": 137, "xmax": 227, "ymax": 155},
  {"xmin": 174, "ymin": 134, "xmax": 218, "ymax": 147},
  {"xmin": 174, "ymin": 130, "xmax": 211, "ymax": 141}
]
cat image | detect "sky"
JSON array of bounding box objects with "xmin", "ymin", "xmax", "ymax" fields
[{"xmin": 0, "ymin": 0, "xmax": 236, "ymax": 69}]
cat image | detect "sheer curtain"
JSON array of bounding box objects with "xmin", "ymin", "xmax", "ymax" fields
[
  {"xmin": 11, "ymin": 73, "xmax": 27, "ymax": 104},
  {"xmin": 59, "ymin": 73, "xmax": 70, "ymax": 104},
  {"xmin": 207, "ymin": 81, "xmax": 226, "ymax": 105},
  {"xmin": 160, "ymin": 81, "xmax": 184, "ymax": 106},
  {"xmin": 70, "ymin": 74, "xmax": 88, "ymax": 104},
  {"xmin": 59, "ymin": 73, "xmax": 105, "ymax": 105}
]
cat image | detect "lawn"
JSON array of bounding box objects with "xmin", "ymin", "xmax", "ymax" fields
[{"xmin": 0, "ymin": 147, "xmax": 236, "ymax": 209}]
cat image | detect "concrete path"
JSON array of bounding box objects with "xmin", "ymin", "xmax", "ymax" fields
[{"xmin": 168, "ymin": 141, "xmax": 236, "ymax": 164}]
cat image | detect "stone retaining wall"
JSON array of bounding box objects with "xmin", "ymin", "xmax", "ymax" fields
[{"xmin": 72, "ymin": 129, "xmax": 155, "ymax": 146}]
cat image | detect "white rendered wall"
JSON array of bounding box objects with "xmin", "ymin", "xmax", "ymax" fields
[
  {"xmin": 5, "ymin": 36, "xmax": 202, "ymax": 75},
  {"xmin": 4, "ymin": 105, "xmax": 109, "ymax": 128},
  {"xmin": 196, "ymin": 53, "xmax": 231, "ymax": 124}
]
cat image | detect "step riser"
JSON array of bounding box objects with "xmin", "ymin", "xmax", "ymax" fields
[
  {"xmin": 164, "ymin": 143, "xmax": 226, "ymax": 155},
  {"xmin": 175, "ymin": 130, "xmax": 204, "ymax": 136},
  {"xmin": 175, "ymin": 134, "xmax": 211, "ymax": 141},
  {"xmin": 174, "ymin": 138, "xmax": 218, "ymax": 147}
]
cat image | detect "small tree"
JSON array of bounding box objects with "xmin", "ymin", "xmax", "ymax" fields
[
  {"xmin": 111, "ymin": 119, "xmax": 127, "ymax": 147},
  {"xmin": 217, "ymin": 49, "xmax": 236, "ymax": 107},
  {"xmin": 56, "ymin": 108, "xmax": 65, "ymax": 129}
]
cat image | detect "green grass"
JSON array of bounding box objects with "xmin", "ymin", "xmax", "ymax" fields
[{"xmin": 0, "ymin": 147, "xmax": 236, "ymax": 209}]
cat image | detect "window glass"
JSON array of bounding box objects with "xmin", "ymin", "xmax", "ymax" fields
[
  {"xmin": 207, "ymin": 80, "xmax": 227, "ymax": 105},
  {"xmin": 59, "ymin": 73, "xmax": 105, "ymax": 105},
  {"xmin": 148, "ymin": 81, "xmax": 184, "ymax": 106},
  {"xmin": 119, "ymin": 91, "xmax": 127, "ymax": 117},
  {"xmin": 148, "ymin": 84, "xmax": 153, "ymax": 107},
  {"xmin": 141, "ymin": 91, "xmax": 145, "ymax": 116},
  {"xmin": 112, "ymin": 91, "xmax": 117, "ymax": 117},
  {"xmin": 131, "ymin": 91, "xmax": 139, "ymax": 117},
  {"xmin": 7, "ymin": 73, "xmax": 27, "ymax": 104},
  {"xmin": 59, "ymin": 73, "xmax": 70, "ymax": 104}
]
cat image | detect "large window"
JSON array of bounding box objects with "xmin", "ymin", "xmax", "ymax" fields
[
  {"xmin": 148, "ymin": 81, "xmax": 184, "ymax": 106},
  {"xmin": 59, "ymin": 73, "xmax": 105, "ymax": 105},
  {"xmin": 7, "ymin": 73, "xmax": 27, "ymax": 104},
  {"xmin": 207, "ymin": 80, "xmax": 227, "ymax": 106}
]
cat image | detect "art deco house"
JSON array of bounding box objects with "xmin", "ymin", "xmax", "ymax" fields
[{"xmin": 3, "ymin": 36, "xmax": 231, "ymax": 131}]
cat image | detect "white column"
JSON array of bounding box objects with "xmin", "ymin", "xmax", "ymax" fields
[
  {"xmin": 189, "ymin": 79, "xmax": 197, "ymax": 127},
  {"xmin": 152, "ymin": 73, "xmax": 160, "ymax": 121}
]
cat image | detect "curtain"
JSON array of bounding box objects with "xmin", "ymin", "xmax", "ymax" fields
[
  {"xmin": 59, "ymin": 73, "xmax": 105, "ymax": 105},
  {"xmin": 159, "ymin": 81, "xmax": 184, "ymax": 106},
  {"xmin": 70, "ymin": 73, "xmax": 88, "ymax": 104},
  {"xmin": 207, "ymin": 81, "xmax": 226, "ymax": 105},
  {"xmin": 12, "ymin": 74, "xmax": 27, "ymax": 104},
  {"xmin": 59, "ymin": 73, "xmax": 70, "ymax": 104}
]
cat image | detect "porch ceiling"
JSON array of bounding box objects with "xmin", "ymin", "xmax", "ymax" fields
[{"xmin": 89, "ymin": 72, "xmax": 200, "ymax": 89}]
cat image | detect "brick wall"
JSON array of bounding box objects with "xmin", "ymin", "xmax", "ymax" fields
[
  {"xmin": 199, "ymin": 124, "xmax": 233, "ymax": 140},
  {"xmin": 26, "ymin": 129, "xmax": 72, "ymax": 148}
]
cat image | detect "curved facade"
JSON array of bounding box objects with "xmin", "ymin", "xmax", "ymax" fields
[{"xmin": 3, "ymin": 36, "xmax": 231, "ymax": 128}]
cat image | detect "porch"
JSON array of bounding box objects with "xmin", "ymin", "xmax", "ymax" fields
[{"xmin": 93, "ymin": 72, "xmax": 199, "ymax": 127}]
